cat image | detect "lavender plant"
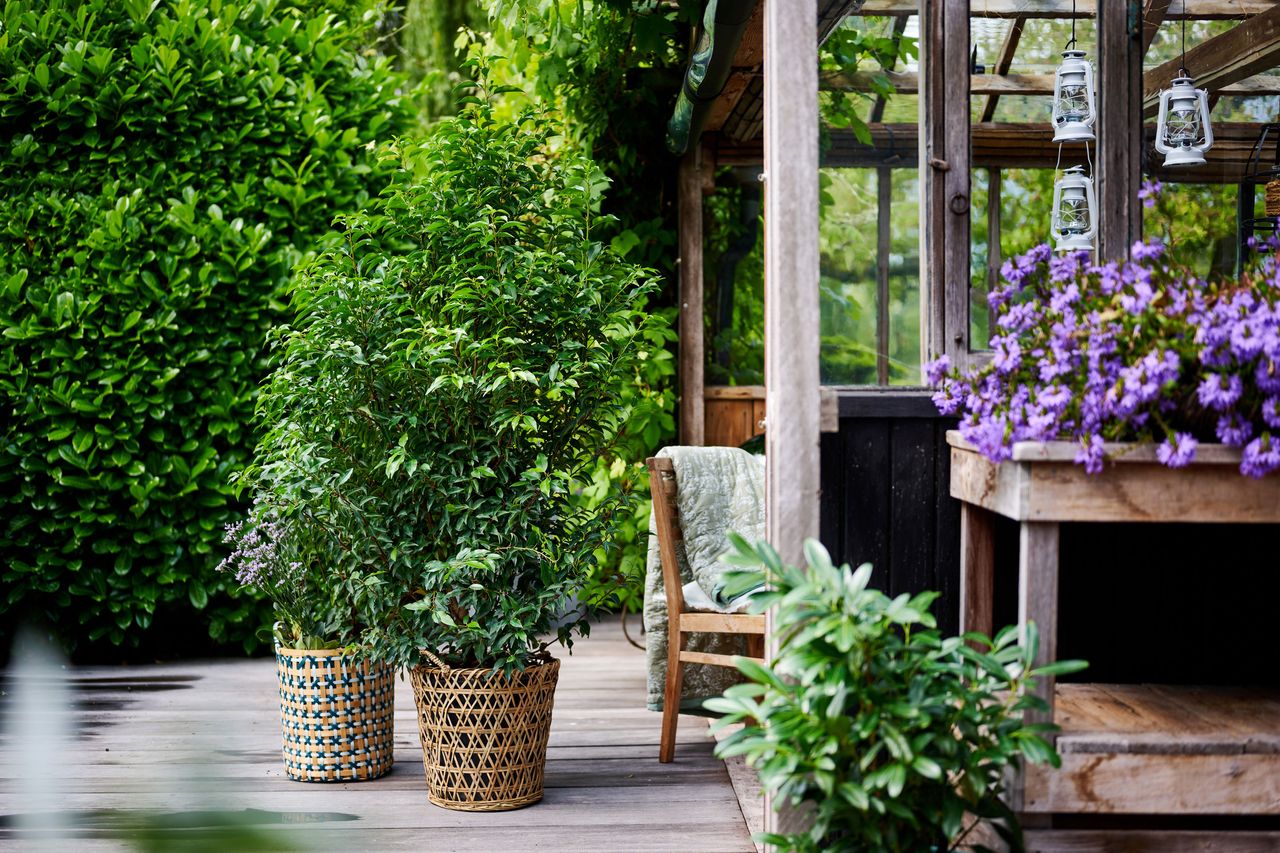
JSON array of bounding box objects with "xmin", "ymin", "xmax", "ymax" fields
[
  {"xmin": 931, "ymin": 240, "xmax": 1280, "ymax": 478},
  {"xmin": 217, "ymin": 502, "xmax": 349, "ymax": 650}
]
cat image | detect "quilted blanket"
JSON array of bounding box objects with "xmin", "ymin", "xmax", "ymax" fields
[{"xmin": 644, "ymin": 446, "xmax": 765, "ymax": 712}]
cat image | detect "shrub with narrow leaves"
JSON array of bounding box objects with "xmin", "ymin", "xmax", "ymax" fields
[
  {"xmin": 0, "ymin": 0, "xmax": 412, "ymax": 651},
  {"xmin": 245, "ymin": 59, "xmax": 666, "ymax": 672}
]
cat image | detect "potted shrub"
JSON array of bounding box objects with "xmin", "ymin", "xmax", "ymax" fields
[
  {"xmin": 929, "ymin": 240, "xmax": 1280, "ymax": 476},
  {"xmin": 708, "ymin": 535, "xmax": 1085, "ymax": 852},
  {"xmin": 252, "ymin": 57, "xmax": 661, "ymax": 810},
  {"xmin": 218, "ymin": 501, "xmax": 394, "ymax": 783}
]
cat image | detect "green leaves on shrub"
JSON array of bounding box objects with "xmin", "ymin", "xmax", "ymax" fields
[
  {"xmin": 708, "ymin": 535, "xmax": 1087, "ymax": 853},
  {"xmin": 245, "ymin": 59, "xmax": 667, "ymax": 672},
  {"xmin": 0, "ymin": 0, "xmax": 412, "ymax": 651}
]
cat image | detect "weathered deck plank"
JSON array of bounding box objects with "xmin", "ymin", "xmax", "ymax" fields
[{"xmin": 0, "ymin": 621, "xmax": 755, "ymax": 851}]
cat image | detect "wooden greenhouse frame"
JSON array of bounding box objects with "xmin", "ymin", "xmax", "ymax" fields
[{"xmin": 677, "ymin": 0, "xmax": 1280, "ymax": 847}]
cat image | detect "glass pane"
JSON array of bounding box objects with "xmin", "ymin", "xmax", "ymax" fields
[
  {"xmin": 968, "ymin": 18, "xmax": 1085, "ymax": 349},
  {"xmin": 1144, "ymin": 17, "xmax": 1263, "ymax": 277},
  {"xmin": 814, "ymin": 13, "xmax": 923, "ymax": 386}
]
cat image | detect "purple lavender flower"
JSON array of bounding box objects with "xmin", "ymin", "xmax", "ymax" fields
[
  {"xmin": 1156, "ymin": 432, "xmax": 1198, "ymax": 468},
  {"xmin": 925, "ymin": 354, "xmax": 951, "ymax": 386},
  {"xmin": 1075, "ymin": 434, "xmax": 1106, "ymax": 475},
  {"xmin": 1197, "ymin": 373, "xmax": 1243, "ymax": 411},
  {"xmin": 1216, "ymin": 412, "xmax": 1254, "ymax": 447},
  {"xmin": 1138, "ymin": 179, "xmax": 1163, "ymax": 209},
  {"xmin": 1130, "ymin": 239, "xmax": 1165, "ymax": 262},
  {"xmin": 1264, "ymin": 397, "xmax": 1280, "ymax": 429},
  {"xmin": 1241, "ymin": 434, "xmax": 1280, "ymax": 478}
]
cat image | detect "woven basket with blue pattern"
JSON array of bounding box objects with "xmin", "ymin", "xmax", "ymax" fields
[{"xmin": 276, "ymin": 647, "xmax": 395, "ymax": 782}]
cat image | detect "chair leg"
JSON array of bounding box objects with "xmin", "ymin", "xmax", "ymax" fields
[{"xmin": 659, "ymin": 628, "xmax": 685, "ymax": 763}]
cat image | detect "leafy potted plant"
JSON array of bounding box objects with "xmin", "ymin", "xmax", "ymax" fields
[
  {"xmin": 218, "ymin": 500, "xmax": 394, "ymax": 783},
  {"xmin": 708, "ymin": 535, "xmax": 1085, "ymax": 852},
  {"xmin": 252, "ymin": 57, "xmax": 661, "ymax": 810}
]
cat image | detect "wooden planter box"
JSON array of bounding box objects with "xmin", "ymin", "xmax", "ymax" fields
[{"xmin": 947, "ymin": 431, "xmax": 1280, "ymax": 820}]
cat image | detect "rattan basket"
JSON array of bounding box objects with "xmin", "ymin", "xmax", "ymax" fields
[
  {"xmin": 276, "ymin": 647, "xmax": 395, "ymax": 782},
  {"xmin": 410, "ymin": 655, "xmax": 560, "ymax": 811}
]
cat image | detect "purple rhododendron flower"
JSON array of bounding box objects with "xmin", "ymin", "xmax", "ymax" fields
[{"xmin": 1156, "ymin": 432, "xmax": 1198, "ymax": 468}]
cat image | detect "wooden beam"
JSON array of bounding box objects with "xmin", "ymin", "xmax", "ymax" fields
[
  {"xmin": 982, "ymin": 15, "xmax": 1028, "ymax": 122},
  {"xmin": 870, "ymin": 15, "xmax": 909, "ymax": 124},
  {"xmin": 764, "ymin": 0, "xmax": 820, "ymax": 840},
  {"xmin": 764, "ymin": 0, "xmax": 821, "ymax": 566},
  {"xmin": 677, "ymin": 147, "xmax": 705, "ymax": 446},
  {"xmin": 714, "ymin": 122, "xmax": 1274, "ymax": 182},
  {"xmin": 1099, "ymin": 0, "xmax": 1144, "ymax": 261},
  {"xmin": 858, "ymin": 0, "xmax": 1279, "ymax": 18},
  {"xmin": 1143, "ymin": 0, "xmax": 1174, "ymax": 54},
  {"xmin": 920, "ymin": 0, "xmax": 972, "ymax": 363},
  {"xmin": 875, "ymin": 167, "xmax": 891, "ymax": 386},
  {"xmin": 821, "ymin": 70, "xmax": 1280, "ymax": 97},
  {"xmin": 1143, "ymin": 6, "xmax": 1280, "ymax": 116},
  {"xmin": 986, "ymin": 167, "xmax": 1002, "ymax": 340}
]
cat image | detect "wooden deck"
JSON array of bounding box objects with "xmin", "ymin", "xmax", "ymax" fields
[{"xmin": 0, "ymin": 621, "xmax": 756, "ymax": 851}]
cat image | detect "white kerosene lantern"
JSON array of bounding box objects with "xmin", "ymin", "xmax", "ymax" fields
[
  {"xmin": 1154, "ymin": 76, "xmax": 1214, "ymax": 167},
  {"xmin": 1051, "ymin": 166, "xmax": 1097, "ymax": 253},
  {"xmin": 1051, "ymin": 49, "xmax": 1096, "ymax": 144}
]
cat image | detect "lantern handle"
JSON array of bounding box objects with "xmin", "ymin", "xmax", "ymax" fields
[{"xmin": 1200, "ymin": 87, "xmax": 1214, "ymax": 149}]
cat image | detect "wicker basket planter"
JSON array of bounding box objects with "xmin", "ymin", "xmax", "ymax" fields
[
  {"xmin": 276, "ymin": 647, "xmax": 395, "ymax": 782},
  {"xmin": 410, "ymin": 656, "xmax": 560, "ymax": 811}
]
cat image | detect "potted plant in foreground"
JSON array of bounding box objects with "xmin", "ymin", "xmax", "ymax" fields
[
  {"xmin": 709, "ymin": 536, "xmax": 1086, "ymax": 852},
  {"xmin": 252, "ymin": 58, "xmax": 661, "ymax": 810},
  {"xmin": 218, "ymin": 501, "xmax": 395, "ymax": 783}
]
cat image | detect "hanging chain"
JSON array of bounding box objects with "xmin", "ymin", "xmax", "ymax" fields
[
  {"xmin": 1180, "ymin": 12, "xmax": 1189, "ymax": 77},
  {"xmin": 1066, "ymin": 0, "xmax": 1078, "ymax": 50}
]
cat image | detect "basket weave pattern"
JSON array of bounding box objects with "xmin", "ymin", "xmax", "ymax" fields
[
  {"xmin": 410, "ymin": 657, "xmax": 560, "ymax": 811},
  {"xmin": 276, "ymin": 648, "xmax": 395, "ymax": 782}
]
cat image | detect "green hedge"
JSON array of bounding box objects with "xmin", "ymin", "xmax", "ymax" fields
[{"xmin": 0, "ymin": 0, "xmax": 413, "ymax": 651}]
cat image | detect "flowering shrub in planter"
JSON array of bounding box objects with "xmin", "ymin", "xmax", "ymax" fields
[{"xmin": 930, "ymin": 241, "xmax": 1280, "ymax": 477}]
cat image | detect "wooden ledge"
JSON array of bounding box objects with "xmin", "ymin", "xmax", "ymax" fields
[
  {"xmin": 946, "ymin": 430, "xmax": 1245, "ymax": 465},
  {"xmin": 947, "ymin": 431, "xmax": 1280, "ymax": 523},
  {"xmin": 1024, "ymin": 683, "xmax": 1280, "ymax": 815}
]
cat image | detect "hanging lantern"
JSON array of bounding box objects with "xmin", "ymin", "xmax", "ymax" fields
[
  {"xmin": 1155, "ymin": 77, "xmax": 1214, "ymax": 167},
  {"xmin": 1051, "ymin": 49, "xmax": 1096, "ymax": 144},
  {"xmin": 1052, "ymin": 166, "xmax": 1097, "ymax": 253}
]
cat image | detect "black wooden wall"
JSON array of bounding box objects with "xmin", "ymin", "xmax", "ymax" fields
[
  {"xmin": 819, "ymin": 393, "xmax": 1280, "ymax": 686},
  {"xmin": 819, "ymin": 395, "xmax": 960, "ymax": 637}
]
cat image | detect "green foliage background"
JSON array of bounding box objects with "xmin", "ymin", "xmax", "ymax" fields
[{"xmin": 0, "ymin": 0, "xmax": 412, "ymax": 653}]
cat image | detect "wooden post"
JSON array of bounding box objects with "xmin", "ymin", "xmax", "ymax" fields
[
  {"xmin": 678, "ymin": 146, "xmax": 705, "ymax": 445},
  {"xmin": 981, "ymin": 15, "xmax": 1028, "ymax": 123},
  {"xmin": 764, "ymin": 0, "xmax": 819, "ymax": 836},
  {"xmin": 876, "ymin": 167, "xmax": 892, "ymax": 386},
  {"xmin": 921, "ymin": 0, "xmax": 972, "ymax": 364},
  {"xmin": 763, "ymin": 0, "xmax": 820, "ymax": 568},
  {"xmin": 1098, "ymin": 0, "xmax": 1144, "ymax": 261},
  {"xmin": 1018, "ymin": 521, "xmax": 1061, "ymax": 731},
  {"xmin": 986, "ymin": 167, "xmax": 1002, "ymax": 347},
  {"xmin": 960, "ymin": 503, "xmax": 996, "ymax": 638}
]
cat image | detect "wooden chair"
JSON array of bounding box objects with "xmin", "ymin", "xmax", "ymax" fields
[{"xmin": 647, "ymin": 456, "xmax": 765, "ymax": 763}]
